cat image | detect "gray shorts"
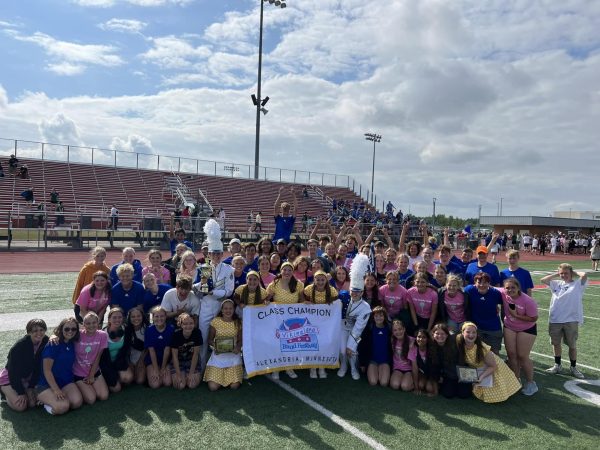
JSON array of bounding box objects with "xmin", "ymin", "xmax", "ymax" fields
[
  {"xmin": 479, "ymin": 328, "xmax": 503, "ymax": 353},
  {"xmin": 549, "ymin": 322, "xmax": 578, "ymax": 348}
]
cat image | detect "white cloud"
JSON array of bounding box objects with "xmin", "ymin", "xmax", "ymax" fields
[
  {"xmin": 2, "ymin": 1, "xmax": 600, "ymax": 217},
  {"xmin": 0, "ymin": 84, "xmax": 7, "ymax": 109},
  {"xmin": 71, "ymin": 0, "xmax": 193, "ymax": 7},
  {"xmin": 38, "ymin": 113, "xmax": 83, "ymax": 145},
  {"xmin": 7, "ymin": 31, "xmax": 123, "ymax": 75},
  {"xmin": 98, "ymin": 18, "xmax": 147, "ymax": 34},
  {"xmin": 110, "ymin": 134, "xmax": 153, "ymax": 153},
  {"xmin": 141, "ymin": 35, "xmax": 211, "ymax": 69}
]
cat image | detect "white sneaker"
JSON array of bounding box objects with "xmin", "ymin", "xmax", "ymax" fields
[
  {"xmin": 351, "ymin": 367, "xmax": 360, "ymax": 380},
  {"xmin": 309, "ymin": 368, "xmax": 317, "ymax": 379},
  {"xmin": 337, "ymin": 365, "xmax": 347, "ymax": 378},
  {"xmin": 570, "ymin": 366, "xmax": 585, "ymax": 379},
  {"xmin": 44, "ymin": 404, "xmax": 54, "ymax": 415},
  {"xmin": 318, "ymin": 368, "xmax": 327, "ymax": 379},
  {"xmin": 522, "ymin": 381, "xmax": 538, "ymax": 396},
  {"xmin": 286, "ymin": 369, "xmax": 298, "ymax": 379},
  {"xmin": 545, "ymin": 364, "xmax": 562, "ymax": 374},
  {"xmin": 271, "ymin": 371, "xmax": 280, "ymax": 380}
]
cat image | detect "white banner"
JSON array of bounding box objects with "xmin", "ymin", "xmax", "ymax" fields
[{"xmin": 242, "ymin": 303, "xmax": 342, "ymax": 377}]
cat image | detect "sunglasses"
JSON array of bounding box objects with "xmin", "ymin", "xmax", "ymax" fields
[{"xmin": 63, "ymin": 327, "xmax": 78, "ymax": 332}]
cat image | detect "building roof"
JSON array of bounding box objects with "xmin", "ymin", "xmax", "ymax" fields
[{"xmin": 480, "ymin": 216, "xmax": 600, "ymax": 228}]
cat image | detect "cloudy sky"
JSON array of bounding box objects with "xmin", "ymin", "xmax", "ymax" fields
[{"xmin": 1, "ymin": 0, "xmax": 599, "ymax": 218}]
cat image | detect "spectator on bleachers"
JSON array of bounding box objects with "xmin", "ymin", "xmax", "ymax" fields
[
  {"xmin": 20, "ymin": 188, "xmax": 34, "ymax": 204},
  {"xmin": 255, "ymin": 211, "xmax": 262, "ymax": 232},
  {"xmin": 302, "ymin": 187, "xmax": 309, "ymax": 198},
  {"xmin": 273, "ymin": 186, "xmax": 297, "ymax": 243},
  {"xmin": 301, "ymin": 212, "xmax": 309, "ymax": 232},
  {"xmin": 55, "ymin": 202, "xmax": 65, "ymax": 227},
  {"xmin": 36, "ymin": 202, "xmax": 46, "ymax": 228},
  {"xmin": 49, "ymin": 188, "xmax": 60, "ymax": 205},
  {"xmin": 181, "ymin": 206, "xmax": 191, "ymax": 230},
  {"xmin": 109, "ymin": 204, "xmax": 119, "ymax": 230},
  {"xmin": 0, "ymin": 160, "xmax": 4, "ymax": 178},
  {"xmin": 8, "ymin": 155, "xmax": 19, "ymax": 175},
  {"xmin": 110, "ymin": 247, "xmax": 143, "ymax": 286},
  {"xmin": 17, "ymin": 165, "xmax": 29, "ymax": 179}
]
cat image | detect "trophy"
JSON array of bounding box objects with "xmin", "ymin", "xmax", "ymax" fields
[{"xmin": 198, "ymin": 263, "xmax": 213, "ymax": 294}]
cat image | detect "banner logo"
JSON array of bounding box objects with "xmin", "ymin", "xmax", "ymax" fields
[{"xmin": 276, "ymin": 318, "xmax": 319, "ymax": 352}]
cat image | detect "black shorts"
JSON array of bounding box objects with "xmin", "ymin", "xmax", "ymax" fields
[
  {"xmin": 74, "ymin": 370, "xmax": 101, "ymax": 383},
  {"xmin": 523, "ymin": 324, "xmax": 537, "ymax": 336}
]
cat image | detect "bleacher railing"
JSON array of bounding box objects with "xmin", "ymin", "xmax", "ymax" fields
[{"xmin": 1, "ymin": 137, "xmax": 381, "ymax": 205}]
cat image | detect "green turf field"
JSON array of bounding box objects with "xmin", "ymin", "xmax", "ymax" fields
[{"xmin": 0, "ymin": 260, "xmax": 598, "ymax": 449}]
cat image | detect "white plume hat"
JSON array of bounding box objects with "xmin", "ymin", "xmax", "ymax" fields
[{"xmin": 204, "ymin": 219, "xmax": 223, "ymax": 252}]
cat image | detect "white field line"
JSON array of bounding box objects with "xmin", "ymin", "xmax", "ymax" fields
[
  {"xmin": 271, "ymin": 378, "xmax": 388, "ymax": 450},
  {"xmin": 527, "ymin": 350, "xmax": 600, "ymax": 373},
  {"xmin": 536, "ymin": 307, "xmax": 600, "ymax": 321}
]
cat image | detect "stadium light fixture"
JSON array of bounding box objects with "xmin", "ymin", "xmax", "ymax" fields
[
  {"xmin": 254, "ymin": 0, "xmax": 287, "ymax": 179},
  {"xmin": 364, "ymin": 133, "xmax": 382, "ymax": 205}
]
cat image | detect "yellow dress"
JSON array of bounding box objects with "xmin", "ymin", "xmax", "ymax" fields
[
  {"xmin": 303, "ymin": 285, "xmax": 338, "ymax": 304},
  {"xmin": 266, "ymin": 280, "xmax": 304, "ymax": 304},
  {"xmin": 203, "ymin": 317, "xmax": 243, "ymax": 387},
  {"xmin": 465, "ymin": 343, "xmax": 521, "ymax": 403},
  {"xmin": 234, "ymin": 285, "xmax": 267, "ymax": 305}
]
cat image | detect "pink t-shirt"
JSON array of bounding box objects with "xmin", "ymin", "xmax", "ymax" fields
[
  {"xmin": 379, "ymin": 284, "xmax": 408, "ymax": 318},
  {"xmin": 73, "ymin": 330, "xmax": 108, "ymax": 377},
  {"xmin": 444, "ymin": 291, "xmax": 466, "ymax": 323},
  {"xmin": 408, "ymin": 345, "xmax": 427, "ymax": 363},
  {"xmin": 142, "ymin": 266, "xmax": 171, "ymax": 285},
  {"xmin": 500, "ymin": 289, "xmax": 538, "ymax": 332},
  {"xmin": 383, "ymin": 263, "xmax": 398, "ymax": 273},
  {"xmin": 75, "ymin": 284, "xmax": 110, "ymax": 314},
  {"xmin": 260, "ymin": 272, "xmax": 276, "ymax": 288},
  {"xmin": 392, "ymin": 336, "xmax": 414, "ymax": 371},
  {"xmin": 407, "ymin": 287, "xmax": 438, "ymax": 319}
]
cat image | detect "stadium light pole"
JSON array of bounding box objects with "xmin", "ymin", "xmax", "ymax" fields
[
  {"xmin": 364, "ymin": 133, "xmax": 381, "ymax": 204},
  {"xmin": 253, "ymin": 0, "xmax": 286, "ymax": 180}
]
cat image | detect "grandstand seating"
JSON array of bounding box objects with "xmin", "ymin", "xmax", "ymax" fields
[{"xmin": 0, "ymin": 156, "xmax": 369, "ymax": 235}]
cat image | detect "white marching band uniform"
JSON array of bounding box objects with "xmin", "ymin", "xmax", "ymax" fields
[
  {"xmin": 338, "ymin": 295, "xmax": 371, "ymax": 379},
  {"xmin": 196, "ymin": 261, "xmax": 234, "ymax": 371},
  {"xmin": 196, "ymin": 218, "xmax": 235, "ymax": 371}
]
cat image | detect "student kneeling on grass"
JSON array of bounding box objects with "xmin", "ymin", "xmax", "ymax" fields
[
  {"xmin": 170, "ymin": 313, "xmax": 202, "ymax": 390},
  {"xmin": 0, "ymin": 319, "xmax": 49, "ymax": 412},
  {"xmin": 358, "ymin": 306, "xmax": 392, "ymax": 387},
  {"xmin": 145, "ymin": 306, "xmax": 174, "ymax": 389},
  {"xmin": 204, "ymin": 299, "xmax": 243, "ymax": 391},
  {"xmin": 36, "ymin": 317, "xmax": 83, "ymax": 415},
  {"xmin": 456, "ymin": 322, "xmax": 520, "ymax": 403},
  {"xmin": 101, "ymin": 307, "xmax": 135, "ymax": 393}
]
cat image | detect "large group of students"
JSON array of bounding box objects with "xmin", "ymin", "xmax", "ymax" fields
[{"xmin": 0, "ymin": 196, "xmax": 591, "ymax": 416}]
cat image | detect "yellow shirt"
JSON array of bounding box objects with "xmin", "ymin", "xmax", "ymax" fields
[
  {"xmin": 303, "ymin": 285, "xmax": 339, "ymax": 304},
  {"xmin": 72, "ymin": 261, "xmax": 110, "ymax": 304},
  {"xmin": 234, "ymin": 285, "xmax": 267, "ymax": 305},
  {"xmin": 266, "ymin": 280, "xmax": 304, "ymax": 304}
]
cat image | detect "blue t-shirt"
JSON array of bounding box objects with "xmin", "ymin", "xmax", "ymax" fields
[
  {"xmin": 244, "ymin": 257, "xmax": 259, "ymax": 273},
  {"xmin": 142, "ymin": 284, "xmax": 172, "ymax": 314},
  {"xmin": 144, "ymin": 324, "xmax": 175, "ymax": 365},
  {"xmin": 233, "ymin": 272, "xmax": 247, "ymax": 294},
  {"xmin": 111, "ymin": 281, "xmax": 145, "ymax": 316},
  {"xmin": 500, "ymin": 267, "xmax": 534, "ymax": 293},
  {"xmin": 398, "ymin": 269, "xmax": 414, "ymax": 287},
  {"xmin": 371, "ymin": 326, "xmax": 391, "ymax": 364},
  {"xmin": 37, "ymin": 341, "xmax": 76, "ymax": 389},
  {"xmin": 273, "ymin": 215, "xmax": 295, "ymax": 242},
  {"xmin": 170, "ymin": 239, "xmax": 193, "ymax": 256},
  {"xmin": 464, "ymin": 285, "xmax": 502, "ymax": 331},
  {"xmin": 465, "ymin": 262, "xmax": 501, "ymax": 286},
  {"xmin": 110, "ymin": 259, "xmax": 143, "ymax": 286},
  {"xmin": 450, "ymin": 255, "xmax": 476, "ymax": 278}
]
